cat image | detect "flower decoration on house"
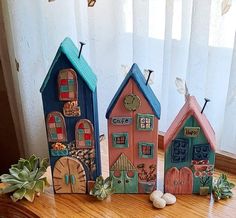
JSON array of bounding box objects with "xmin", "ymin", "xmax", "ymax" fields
[
  {"xmin": 137, "ymin": 163, "xmax": 156, "ymax": 182},
  {"xmin": 51, "ymin": 142, "xmax": 66, "ymax": 150},
  {"xmin": 192, "ymin": 160, "xmax": 214, "ymax": 187}
]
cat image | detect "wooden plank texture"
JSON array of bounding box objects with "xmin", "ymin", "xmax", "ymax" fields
[{"xmin": 0, "ymin": 141, "xmax": 236, "ymax": 218}]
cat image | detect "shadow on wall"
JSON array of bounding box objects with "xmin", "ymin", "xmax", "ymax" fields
[{"xmin": 0, "ymin": 60, "xmax": 20, "ymax": 174}]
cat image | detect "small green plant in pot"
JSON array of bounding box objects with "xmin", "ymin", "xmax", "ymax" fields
[
  {"xmin": 0, "ymin": 155, "xmax": 49, "ymax": 202},
  {"xmin": 89, "ymin": 175, "xmax": 114, "ymax": 200},
  {"xmin": 213, "ymin": 174, "xmax": 235, "ymax": 201}
]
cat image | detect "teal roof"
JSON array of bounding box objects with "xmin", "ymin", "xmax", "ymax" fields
[
  {"xmin": 106, "ymin": 63, "xmax": 161, "ymax": 119},
  {"xmin": 40, "ymin": 37, "xmax": 97, "ymax": 93}
]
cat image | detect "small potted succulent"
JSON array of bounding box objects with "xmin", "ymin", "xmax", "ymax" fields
[
  {"xmin": 137, "ymin": 163, "xmax": 156, "ymax": 193},
  {"xmin": 89, "ymin": 175, "xmax": 113, "ymax": 200},
  {"xmin": 192, "ymin": 160, "xmax": 214, "ymax": 195},
  {"xmin": 0, "ymin": 155, "xmax": 49, "ymax": 202},
  {"xmin": 213, "ymin": 174, "xmax": 235, "ymax": 201}
]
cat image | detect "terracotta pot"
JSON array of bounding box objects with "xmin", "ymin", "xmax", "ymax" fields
[{"xmin": 199, "ymin": 186, "xmax": 209, "ymax": 195}]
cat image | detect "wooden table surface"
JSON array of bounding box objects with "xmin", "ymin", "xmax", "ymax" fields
[{"xmin": 1, "ymin": 141, "xmax": 236, "ymax": 218}]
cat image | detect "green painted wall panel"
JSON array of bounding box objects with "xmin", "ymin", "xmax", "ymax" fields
[
  {"xmin": 165, "ymin": 116, "xmax": 215, "ymax": 194},
  {"xmin": 110, "ymin": 171, "xmax": 138, "ymax": 193}
]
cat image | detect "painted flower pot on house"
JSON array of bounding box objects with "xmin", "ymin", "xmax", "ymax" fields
[
  {"xmin": 138, "ymin": 181, "xmax": 156, "ymax": 193},
  {"xmin": 199, "ymin": 186, "xmax": 209, "ymax": 196}
]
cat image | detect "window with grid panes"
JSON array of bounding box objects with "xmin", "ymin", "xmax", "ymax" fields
[
  {"xmin": 138, "ymin": 142, "xmax": 154, "ymax": 158},
  {"xmin": 192, "ymin": 144, "xmax": 210, "ymax": 160},
  {"xmin": 47, "ymin": 112, "xmax": 67, "ymax": 142},
  {"xmin": 58, "ymin": 69, "xmax": 78, "ymax": 101},
  {"xmin": 112, "ymin": 133, "xmax": 129, "ymax": 148},
  {"xmin": 171, "ymin": 138, "xmax": 189, "ymax": 163},
  {"xmin": 75, "ymin": 120, "xmax": 93, "ymax": 148},
  {"xmin": 137, "ymin": 114, "xmax": 154, "ymax": 131}
]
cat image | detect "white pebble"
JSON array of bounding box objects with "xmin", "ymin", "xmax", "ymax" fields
[
  {"xmin": 153, "ymin": 197, "xmax": 166, "ymax": 209},
  {"xmin": 149, "ymin": 190, "xmax": 164, "ymax": 202},
  {"xmin": 162, "ymin": 193, "xmax": 176, "ymax": 205}
]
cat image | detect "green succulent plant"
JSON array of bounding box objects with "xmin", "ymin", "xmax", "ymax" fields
[
  {"xmin": 89, "ymin": 175, "xmax": 114, "ymax": 200},
  {"xmin": 0, "ymin": 154, "xmax": 49, "ymax": 202},
  {"xmin": 213, "ymin": 174, "xmax": 235, "ymax": 201}
]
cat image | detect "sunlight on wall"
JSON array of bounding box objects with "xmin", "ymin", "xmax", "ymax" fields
[
  {"xmin": 148, "ymin": 0, "xmax": 165, "ymax": 40},
  {"xmin": 172, "ymin": 0, "xmax": 182, "ymax": 40},
  {"xmin": 123, "ymin": 0, "xmax": 133, "ymax": 33},
  {"xmin": 209, "ymin": 0, "xmax": 236, "ymax": 48}
]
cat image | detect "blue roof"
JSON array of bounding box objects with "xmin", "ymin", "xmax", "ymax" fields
[
  {"xmin": 106, "ymin": 63, "xmax": 161, "ymax": 119},
  {"xmin": 40, "ymin": 37, "xmax": 97, "ymax": 93}
]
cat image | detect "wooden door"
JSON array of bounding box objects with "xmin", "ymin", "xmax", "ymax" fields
[
  {"xmin": 111, "ymin": 170, "xmax": 138, "ymax": 193},
  {"xmin": 110, "ymin": 170, "xmax": 125, "ymax": 193},
  {"xmin": 165, "ymin": 167, "xmax": 193, "ymax": 194},
  {"xmin": 179, "ymin": 167, "xmax": 193, "ymax": 194},
  {"xmin": 124, "ymin": 171, "xmax": 138, "ymax": 193},
  {"xmin": 164, "ymin": 167, "xmax": 179, "ymax": 194},
  {"xmin": 53, "ymin": 157, "xmax": 87, "ymax": 193}
]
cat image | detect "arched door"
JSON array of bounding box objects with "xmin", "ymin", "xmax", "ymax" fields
[
  {"xmin": 165, "ymin": 167, "xmax": 193, "ymax": 194},
  {"xmin": 53, "ymin": 157, "xmax": 87, "ymax": 193}
]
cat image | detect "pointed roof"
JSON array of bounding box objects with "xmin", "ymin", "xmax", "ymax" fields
[
  {"xmin": 40, "ymin": 37, "xmax": 97, "ymax": 93},
  {"xmin": 105, "ymin": 63, "xmax": 161, "ymax": 119},
  {"xmin": 111, "ymin": 153, "xmax": 137, "ymax": 171},
  {"xmin": 164, "ymin": 96, "xmax": 216, "ymax": 151}
]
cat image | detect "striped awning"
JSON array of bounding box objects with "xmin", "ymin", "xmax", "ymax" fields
[{"xmin": 111, "ymin": 153, "xmax": 137, "ymax": 171}]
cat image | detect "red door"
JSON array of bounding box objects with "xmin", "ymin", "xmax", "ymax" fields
[{"xmin": 165, "ymin": 167, "xmax": 193, "ymax": 194}]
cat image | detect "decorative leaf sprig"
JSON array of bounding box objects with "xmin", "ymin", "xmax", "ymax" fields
[
  {"xmin": 89, "ymin": 176, "xmax": 114, "ymax": 200},
  {"xmin": 0, "ymin": 155, "xmax": 49, "ymax": 202},
  {"xmin": 213, "ymin": 174, "xmax": 235, "ymax": 201},
  {"xmin": 175, "ymin": 77, "xmax": 190, "ymax": 102}
]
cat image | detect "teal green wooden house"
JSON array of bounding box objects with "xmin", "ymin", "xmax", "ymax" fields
[
  {"xmin": 40, "ymin": 37, "xmax": 101, "ymax": 194},
  {"xmin": 164, "ymin": 96, "xmax": 215, "ymax": 195}
]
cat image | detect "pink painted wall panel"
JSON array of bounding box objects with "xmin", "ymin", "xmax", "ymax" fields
[
  {"xmin": 108, "ymin": 78, "xmax": 158, "ymax": 193},
  {"xmin": 108, "ymin": 79, "xmax": 133, "ymax": 168},
  {"xmin": 132, "ymin": 81, "xmax": 158, "ymax": 182}
]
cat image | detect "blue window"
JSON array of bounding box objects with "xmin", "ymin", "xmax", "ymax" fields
[
  {"xmin": 192, "ymin": 144, "xmax": 210, "ymax": 160},
  {"xmin": 171, "ymin": 138, "xmax": 189, "ymax": 163}
]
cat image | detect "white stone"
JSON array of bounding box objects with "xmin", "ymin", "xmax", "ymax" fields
[
  {"xmin": 149, "ymin": 190, "xmax": 164, "ymax": 202},
  {"xmin": 162, "ymin": 193, "xmax": 176, "ymax": 205},
  {"xmin": 153, "ymin": 197, "xmax": 166, "ymax": 209}
]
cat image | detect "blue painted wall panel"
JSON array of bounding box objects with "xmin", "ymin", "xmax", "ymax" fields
[{"xmin": 41, "ymin": 53, "xmax": 101, "ymax": 179}]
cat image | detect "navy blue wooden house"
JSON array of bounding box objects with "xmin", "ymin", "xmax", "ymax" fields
[{"xmin": 40, "ymin": 37, "xmax": 101, "ymax": 194}]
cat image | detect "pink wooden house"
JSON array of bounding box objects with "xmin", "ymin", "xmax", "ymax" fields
[{"xmin": 106, "ymin": 64, "xmax": 161, "ymax": 193}]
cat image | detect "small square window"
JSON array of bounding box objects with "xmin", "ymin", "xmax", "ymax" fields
[
  {"xmin": 112, "ymin": 133, "xmax": 129, "ymax": 148},
  {"xmin": 137, "ymin": 114, "xmax": 154, "ymax": 131},
  {"xmin": 138, "ymin": 142, "xmax": 154, "ymax": 158}
]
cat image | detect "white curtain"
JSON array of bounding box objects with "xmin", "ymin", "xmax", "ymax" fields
[{"xmin": 2, "ymin": 0, "xmax": 236, "ymax": 156}]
